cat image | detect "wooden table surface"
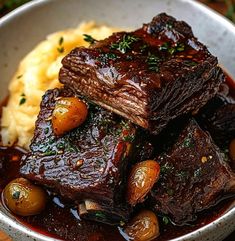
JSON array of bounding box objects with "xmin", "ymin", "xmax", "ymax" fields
[{"xmin": 0, "ymin": 0, "xmax": 235, "ymax": 241}]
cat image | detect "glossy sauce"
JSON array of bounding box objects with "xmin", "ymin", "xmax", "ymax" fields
[{"xmin": 0, "ymin": 74, "xmax": 234, "ymax": 241}]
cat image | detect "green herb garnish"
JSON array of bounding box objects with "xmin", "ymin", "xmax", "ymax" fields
[
  {"xmin": 83, "ymin": 34, "xmax": 96, "ymax": 44},
  {"xmin": 159, "ymin": 42, "xmax": 170, "ymax": 51},
  {"xmin": 57, "ymin": 46, "xmax": 64, "ymax": 53},
  {"xmin": 97, "ymin": 52, "xmax": 117, "ymax": 63},
  {"xmin": 162, "ymin": 216, "xmax": 170, "ymax": 225},
  {"xmin": 12, "ymin": 190, "xmax": 20, "ymax": 200},
  {"xmin": 176, "ymin": 170, "xmax": 189, "ymax": 180},
  {"xmin": 167, "ymin": 188, "xmax": 174, "ymax": 196},
  {"xmin": 44, "ymin": 127, "xmax": 49, "ymax": 135},
  {"xmin": 183, "ymin": 60, "xmax": 198, "ymax": 67},
  {"xmin": 176, "ymin": 43, "xmax": 185, "ymax": 52},
  {"xmin": 111, "ymin": 34, "xmax": 139, "ymax": 53},
  {"xmin": 126, "ymin": 55, "xmax": 133, "ymax": 60},
  {"xmin": 168, "ymin": 47, "xmax": 176, "ymax": 55},
  {"xmin": 161, "ymin": 162, "xmax": 174, "ymax": 174},
  {"xmin": 57, "ymin": 36, "xmax": 65, "ymax": 53},
  {"xmin": 147, "ymin": 53, "xmax": 160, "ymax": 72},
  {"xmin": 166, "ymin": 22, "xmax": 173, "ymax": 29},
  {"xmin": 140, "ymin": 44, "xmax": 148, "ymax": 52},
  {"xmin": 57, "ymin": 142, "xmax": 65, "ymax": 149},
  {"xmin": 105, "ymin": 53, "xmax": 117, "ymax": 59},
  {"xmin": 182, "ymin": 137, "xmax": 194, "ymax": 148},
  {"xmin": 19, "ymin": 93, "xmax": 26, "ymax": 105},
  {"xmin": 43, "ymin": 149, "xmax": 56, "ymax": 156},
  {"xmin": 95, "ymin": 211, "xmax": 106, "ymax": 220},
  {"xmin": 123, "ymin": 134, "xmax": 135, "ymax": 142},
  {"xmin": 59, "ymin": 36, "xmax": 64, "ymax": 45},
  {"xmin": 159, "ymin": 42, "xmax": 185, "ymax": 55},
  {"xmin": 194, "ymin": 167, "xmax": 202, "ymax": 178}
]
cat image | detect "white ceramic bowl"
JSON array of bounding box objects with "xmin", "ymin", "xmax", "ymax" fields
[{"xmin": 0, "ymin": 0, "xmax": 235, "ymax": 240}]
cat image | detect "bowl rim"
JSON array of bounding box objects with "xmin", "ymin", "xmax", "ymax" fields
[{"xmin": 0, "ymin": 0, "xmax": 235, "ymax": 240}]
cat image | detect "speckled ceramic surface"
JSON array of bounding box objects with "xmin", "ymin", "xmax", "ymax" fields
[{"xmin": 0, "ymin": 0, "xmax": 235, "ymax": 240}]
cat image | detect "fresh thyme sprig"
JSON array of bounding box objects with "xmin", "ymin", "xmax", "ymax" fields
[
  {"xmin": 57, "ymin": 36, "xmax": 64, "ymax": 53},
  {"xmin": 110, "ymin": 34, "xmax": 139, "ymax": 53},
  {"xmin": 147, "ymin": 53, "xmax": 161, "ymax": 72},
  {"xmin": 83, "ymin": 34, "xmax": 97, "ymax": 44}
]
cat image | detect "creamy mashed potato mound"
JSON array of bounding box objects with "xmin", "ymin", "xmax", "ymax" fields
[{"xmin": 1, "ymin": 22, "xmax": 120, "ymax": 149}]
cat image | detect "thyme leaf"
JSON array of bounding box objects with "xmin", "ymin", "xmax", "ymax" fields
[
  {"xmin": 57, "ymin": 36, "xmax": 65, "ymax": 53},
  {"xmin": 162, "ymin": 216, "xmax": 170, "ymax": 225},
  {"xmin": 83, "ymin": 34, "xmax": 96, "ymax": 44},
  {"xmin": 19, "ymin": 93, "xmax": 26, "ymax": 105},
  {"xmin": 59, "ymin": 36, "xmax": 64, "ymax": 46},
  {"xmin": 183, "ymin": 60, "xmax": 198, "ymax": 67},
  {"xmin": 57, "ymin": 46, "xmax": 64, "ymax": 53},
  {"xmin": 159, "ymin": 42, "xmax": 185, "ymax": 55},
  {"xmin": 110, "ymin": 34, "xmax": 139, "ymax": 53},
  {"xmin": 12, "ymin": 190, "xmax": 20, "ymax": 200},
  {"xmin": 147, "ymin": 53, "xmax": 160, "ymax": 72}
]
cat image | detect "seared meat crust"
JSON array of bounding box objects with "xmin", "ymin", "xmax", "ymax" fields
[{"xmin": 59, "ymin": 13, "xmax": 224, "ymax": 134}]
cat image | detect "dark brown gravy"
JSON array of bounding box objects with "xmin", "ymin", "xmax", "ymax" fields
[{"xmin": 0, "ymin": 74, "xmax": 234, "ymax": 241}]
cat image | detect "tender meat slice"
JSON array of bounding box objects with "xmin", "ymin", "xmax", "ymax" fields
[
  {"xmin": 20, "ymin": 88, "xmax": 152, "ymax": 224},
  {"xmin": 59, "ymin": 13, "xmax": 224, "ymax": 134},
  {"xmin": 196, "ymin": 83, "xmax": 235, "ymax": 148},
  {"xmin": 150, "ymin": 119, "xmax": 235, "ymax": 224}
]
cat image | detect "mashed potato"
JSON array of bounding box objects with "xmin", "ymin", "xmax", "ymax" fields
[{"xmin": 1, "ymin": 22, "xmax": 120, "ymax": 149}]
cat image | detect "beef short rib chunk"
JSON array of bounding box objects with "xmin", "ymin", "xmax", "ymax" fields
[
  {"xmin": 196, "ymin": 83, "xmax": 235, "ymax": 148},
  {"xmin": 20, "ymin": 88, "xmax": 151, "ymax": 224},
  {"xmin": 59, "ymin": 13, "xmax": 224, "ymax": 134},
  {"xmin": 150, "ymin": 119, "xmax": 235, "ymax": 224}
]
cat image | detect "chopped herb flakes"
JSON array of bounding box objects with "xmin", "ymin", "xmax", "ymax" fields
[
  {"xmin": 119, "ymin": 220, "xmax": 125, "ymax": 226},
  {"xmin": 176, "ymin": 170, "xmax": 189, "ymax": 180},
  {"xmin": 59, "ymin": 36, "xmax": 64, "ymax": 45},
  {"xmin": 57, "ymin": 36, "xmax": 64, "ymax": 53},
  {"xmin": 162, "ymin": 216, "xmax": 170, "ymax": 225},
  {"xmin": 182, "ymin": 137, "xmax": 194, "ymax": 148},
  {"xmin": 97, "ymin": 52, "xmax": 117, "ymax": 63},
  {"xmin": 159, "ymin": 42, "xmax": 169, "ymax": 51},
  {"xmin": 19, "ymin": 93, "xmax": 26, "ymax": 105},
  {"xmin": 123, "ymin": 134, "xmax": 135, "ymax": 142},
  {"xmin": 43, "ymin": 150, "xmax": 56, "ymax": 156},
  {"xmin": 95, "ymin": 211, "xmax": 106, "ymax": 219},
  {"xmin": 147, "ymin": 53, "xmax": 160, "ymax": 72},
  {"xmin": 83, "ymin": 34, "xmax": 96, "ymax": 44},
  {"xmin": 183, "ymin": 60, "xmax": 198, "ymax": 67},
  {"xmin": 160, "ymin": 42, "xmax": 185, "ymax": 55},
  {"xmin": 161, "ymin": 162, "xmax": 174, "ymax": 174},
  {"xmin": 140, "ymin": 44, "xmax": 148, "ymax": 52},
  {"xmin": 194, "ymin": 167, "xmax": 202, "ymax": 178},
  {"xmin": 167, "ymin": 188, "xmax": 174, "ymax": 196},
  {"xmin": 111, "ymin": 34, "xmax": 139, "ymax": 53},
  {"xmin": 44, "ymin": 127, "xmax": 49, "ymax": 135},
  {"xmin": 57, "ymin": 46, "xmax": 64, "ymax": 53},
  {"xmin": 12, "ymin": 190, "xmax": 20, "ymax": 200},
  {"xmin": 176, "ymin": 43, "xmax": 185, "ymax": 52},
  {"xmin": 166, "ymin": 22, "xmax": 173, "ymax": 29}
]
